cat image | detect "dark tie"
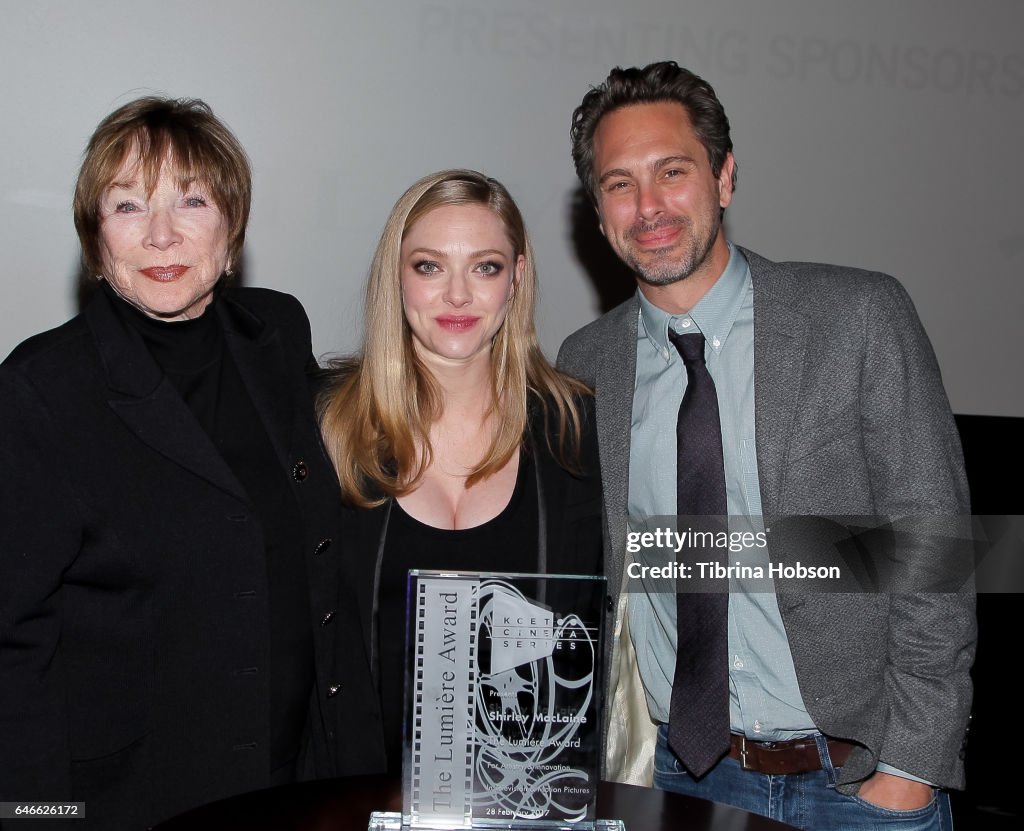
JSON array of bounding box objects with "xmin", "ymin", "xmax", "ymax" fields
[{"xmin": 666, "ymin": 330, "xmax": 730, "ymax": 777}]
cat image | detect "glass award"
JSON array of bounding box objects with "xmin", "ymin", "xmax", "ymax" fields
[{"xmin": 370, "ymin": 570, "xmax": 619, "ymax": 831}]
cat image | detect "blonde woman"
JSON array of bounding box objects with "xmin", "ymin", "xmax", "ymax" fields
[{"xmin": 318, "ymin": 169, "xmax": 602, "ymax": 772}]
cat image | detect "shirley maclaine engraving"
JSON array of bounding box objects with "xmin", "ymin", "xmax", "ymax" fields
[{"xmin": 404, "ymin": 571, "xmax": 606, "ymax": 830}]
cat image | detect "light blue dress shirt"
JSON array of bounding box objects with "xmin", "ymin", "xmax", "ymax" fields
[
  {"xmin": 626, "ymin": 244, "xmax": 926, "ymax": 783},
  {"xmin": 626, "ymin": 243, "xmax": 815, "ymax": 737}
]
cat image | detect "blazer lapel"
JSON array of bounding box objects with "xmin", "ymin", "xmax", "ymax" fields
[
  {"xmin": 87, "ymin": 289, "xmax": 248, "ymax": 501},
  {"xmin": 595, "ymin": 297, "xmax": 639, "ymax": 595},
  {"xmin": 745, "ymin": 249, "xmax": 810, "ymax": 516},
  {"xmin": 217, "ymin": 296, "xmax": 296, "ymax": 473}
]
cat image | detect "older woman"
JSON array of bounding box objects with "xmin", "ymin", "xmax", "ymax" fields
[
  {"xmin": 318, "ymin": 169, "xmax": 602, "ymax": 773},
  {"xmin": 0, "ymin": 98, "xmax": 383, "ymax": 829}
]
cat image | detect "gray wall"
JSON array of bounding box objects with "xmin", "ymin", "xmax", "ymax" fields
[{"xmin": 3, "ymin": 0, "xmax": 1021, "ymax": 415}]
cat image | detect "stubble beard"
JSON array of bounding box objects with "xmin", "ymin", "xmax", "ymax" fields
[{"xmin": 622, "ymin": 214, "xmax": 720, "ymax": 287}]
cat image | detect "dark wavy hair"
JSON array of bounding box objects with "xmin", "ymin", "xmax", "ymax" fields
[{"xmin": 570, "ymin": 61, "xmax": 737, "ymax": 204}]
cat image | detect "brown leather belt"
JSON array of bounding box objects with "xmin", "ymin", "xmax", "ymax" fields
[{"xmin": 729, "ymin": 734, "xmax": 856, "ymax": 774}]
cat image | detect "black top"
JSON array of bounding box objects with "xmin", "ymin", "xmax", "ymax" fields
[
  {"xmin": 105, "ymin": 284, "xmax": 313, "ymax": 777},
  {"xmin": 378, "ymin": 450, "xmax": 540, "ymax": 773}
]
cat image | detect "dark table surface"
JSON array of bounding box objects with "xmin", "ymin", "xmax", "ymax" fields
[{"xmin": 155, "ymin": 775, "xmax": 794, "ymax": 830}]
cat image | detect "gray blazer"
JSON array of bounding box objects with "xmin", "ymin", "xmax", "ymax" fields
[{"xmin": 557, "ymin": 246, "xmax": 975, "ymax": 791}]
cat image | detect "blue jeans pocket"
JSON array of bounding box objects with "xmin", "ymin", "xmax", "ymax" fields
[{"xmin": 833, "ymin": 791, "xmax": 943, "ymax": 830}]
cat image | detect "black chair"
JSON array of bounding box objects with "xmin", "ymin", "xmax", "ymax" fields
[{"xmin": 951, "ymin": 414, "xmax": 1022, "ymax": 828}]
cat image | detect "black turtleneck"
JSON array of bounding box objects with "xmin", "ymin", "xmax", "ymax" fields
[{"xmin": 104, "ymin": 282, "xmax": 313, "ymax": 780}]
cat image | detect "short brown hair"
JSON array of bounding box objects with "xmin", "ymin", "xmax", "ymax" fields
[
  {"xmin": 73, "ymin": 96, "xmax": 251, "ymax": 276},
  {"xmin": 570, "ymin": 61, "xmax": 736, "ymax": 204}
]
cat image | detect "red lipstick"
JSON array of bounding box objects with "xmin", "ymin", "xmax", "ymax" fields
[
  {"xmin": 436, "ymin": 315, "xmax": 480, "ymax": 331},
  {"xmin": 140, "ymin": 265, "xmax": 188, "ymax": 281}
]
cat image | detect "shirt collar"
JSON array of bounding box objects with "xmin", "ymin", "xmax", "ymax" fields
[{"xmin": 637, "ymin": 242, "xmax": 750, "ymax": 363}]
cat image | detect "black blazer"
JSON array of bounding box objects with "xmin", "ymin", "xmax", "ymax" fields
[
  {"xmin": 0, "ymin": 287, "xmax": 385, "ymax": 829},
  {"xmin": 341, "ymin": 396, "xmax": 604, "ymax": 699}
]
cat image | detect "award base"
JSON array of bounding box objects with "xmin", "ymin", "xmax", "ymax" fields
[{"xmin": 368, "ymin": 811, "xmax": 625, "ymax": 831}]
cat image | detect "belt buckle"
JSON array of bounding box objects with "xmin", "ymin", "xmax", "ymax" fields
[{"xmin": 739, "ymin": 735, "xmax": 755, "ymax": 771}]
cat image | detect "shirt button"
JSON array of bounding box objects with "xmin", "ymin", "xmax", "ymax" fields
[
  {"xmin": 313, "ymin": 538, "xmax": 333, "ymax": 556},
  {"xmin": 713, "ymin": 337, "xmax": 721, "ymax": 349},
  {"xmin": 327, "ymin": 684, "xmax": 342, "ymax": 698},
  {"xmin": 680, "ymin": 319, "xmax": 692, "ymax": 328},
  {"xmin": 753, "ymin": 720, "xmax": 762, "ymax": 734},
  {"xmin": 733, "ymin": 656, "xmax": 744, "ymax": 669},
  {"xmin": 292, "ymin": 460, "xmax": 309, "ymax": 482}
]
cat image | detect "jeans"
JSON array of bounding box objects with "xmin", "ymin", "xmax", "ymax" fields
[{"xmin": 653, "ymin": 726, "xmax": 952, "ymax": 831}]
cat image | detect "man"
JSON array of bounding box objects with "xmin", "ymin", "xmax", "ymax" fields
[{"xmin": 557, "ymin": 61, "xmax": 974, "ymax": 830}]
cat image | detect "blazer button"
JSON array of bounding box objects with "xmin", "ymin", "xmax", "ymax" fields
[
  {"xmin": 606, "ymin": 595, "xmax": 615, "ymax": 614},
  {"xmin": 321, "ymin": 610, "xmax": 336, "ymax": 626},
  {"xmin": 327, "ymin": 683, "xmax": 342, "ymax": 698},
  {"xmin": 292, "ymin": 460, "xmax": 309, "ymax": 482},
  {"xmin": 959, "ymin": 713, "xmax": 972, "ymax": 760},
  {"xmin": 313, "ymin": 538, "xmax": 333, "ymax": 556}
]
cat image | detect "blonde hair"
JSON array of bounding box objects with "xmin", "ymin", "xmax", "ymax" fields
[{"xmin": 319, "ymin": 169, "xmax": 589, "ymax": 508}]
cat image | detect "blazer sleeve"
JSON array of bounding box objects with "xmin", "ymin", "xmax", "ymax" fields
[
  {"xmin": 556, "ymin": 330, "xmax": 599, "ymax": 387},
  {"xmin": 0, "ymin": 365, "xmax": 81, "ymax": 803},
  {"xmin": 859, "ymin": 277, "xmax": 975, "ymax": 788},
  {"xmin": 573, "ymin": 395, "xmax": 604, "ymax": 578}
]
